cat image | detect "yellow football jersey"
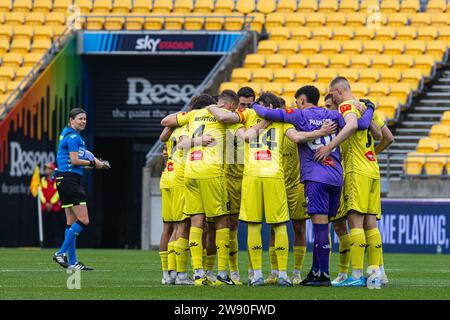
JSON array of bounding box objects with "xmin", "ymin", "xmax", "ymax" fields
[
  {"xmin": 372, "ymin": 110, "xmax": 386, "ymax": 128},
  {"xmin": 338, "ymin": 100, "xmax": 380, "ymax": 179},
  {"xmin": 243, "ymin": 109, "xmax": 294, "ymax": 178},
  {"xmin": 224, "ymin": 122, "xmax": 245, "ymax": 178},
  {"xmin": 283, "ymin": 137, "xmax": 301, "ymax": 189},
  {"xmin": 160, "ymin": 125, "xmax": 188, "ymax": 188},
  {"xmin": 176, "ymin": 108, "xmax": 228, "ymax": 179}
]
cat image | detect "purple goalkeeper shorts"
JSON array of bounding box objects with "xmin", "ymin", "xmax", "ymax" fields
[{"xmin": 304, "ymin": 181, "xmax": 342, "ymax": 217}]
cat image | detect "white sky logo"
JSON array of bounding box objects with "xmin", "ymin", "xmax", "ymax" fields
[{"xmin": 135, "ymin": 36, "xmax": 161, "ymax": 52}]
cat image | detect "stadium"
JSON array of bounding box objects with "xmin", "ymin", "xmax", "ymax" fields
[{"xmin": 0, "ymin": 0, "xmax": 449, "ymax": 302}]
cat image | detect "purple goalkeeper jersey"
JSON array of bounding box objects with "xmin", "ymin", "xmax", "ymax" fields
[{"xmin": 253, "ymin": 105, "xmax": 374, "ymax": 187}]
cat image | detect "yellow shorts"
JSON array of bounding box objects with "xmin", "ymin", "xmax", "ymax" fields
[
  {"xmin": 343, "ymin": 172, "xmax": 381, "ymax": 217},
  {"xmin": 330, "ymin": 189, "xmax": 347, "ymax": 222},
  {"xmin": 239, "ymin": 176, "xmax": 289, "ymax": 224},
  {"xmin": 161, "ymin": 186, "xmax": 188, "ymax": 222},
  {"xmin": 227, "ymin": 176, "xmax": 243, "ymax": 215},
  {"xmin": 184, "ymin": 177, "xmax": 228, "ymax": 219},
  {"xmin": 286, "ymin": 183, "xmax": 309, "ymax": 221}
]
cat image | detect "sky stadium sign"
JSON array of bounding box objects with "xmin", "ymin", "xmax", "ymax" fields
[{"xmin": 80, "ymin": 31, "xmax": 245, "ymax": 54}]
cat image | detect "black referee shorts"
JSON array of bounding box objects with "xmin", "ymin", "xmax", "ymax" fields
[{"xmin": 56, "ymin": 172, "xmax": 87, "ymax": 209}]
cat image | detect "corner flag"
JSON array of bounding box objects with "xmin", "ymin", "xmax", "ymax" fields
[{"xmin": 30, "ymin": 166, "xmax": 40, "ymax": 197}]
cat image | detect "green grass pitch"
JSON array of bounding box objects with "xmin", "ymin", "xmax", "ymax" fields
[{"xmin": 1, "ymin": 248, "xmax": 449, "ymax": 300}]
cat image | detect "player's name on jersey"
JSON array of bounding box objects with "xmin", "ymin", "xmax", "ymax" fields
[{"xmin": 194, "ymin": 115, "xmax": 217, "ymax": 122}]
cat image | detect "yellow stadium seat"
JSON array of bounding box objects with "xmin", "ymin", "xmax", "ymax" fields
[
  {"xmin": 384, "ymin": 41, "xmax": 404, "ymax": 55},
  {"xmin": 184, "ymin": 14, "xmax": 204, "ymax": 31},
  {"xmin": 424, "ymin": 154, "xmax": 447, "ymax": 176},
  {"xmin": 307, "ymin": 54, "xmax": 329, "ymax": 68},
  {"xmin": 429, "ymin": 124, "xmax": 450, "ymax": 140},
  {"xmin": 333, "ymin": 27, "xmax": 354, "ymax": 41},
  {"xmin": 363, "ymin": 41, "xmax": 384, "ymax": 55},
  {"xmin": 0, "ymin": 25, "xmax": 13, "ymax": 42},
  {"xmin": 265, "ymin": 13, "xmax": 286, "ymax": 31},
  {"xmin": 400, "ymin": 0, "xmax": 420, "ymax": 13},
  {"xmin": 132, "ymin": 0, "xmax": 151, "ymax": 13},
  {"xmin": 281, "ymin": 96, "xmax": 295, "ymax": 108},
  {"xmin": 214, "ymin": 0, "xmax": 234, "ymax": 13},
  {"xmin": 340, "ymin": 41, "xmax": 363, "ymax": 55},
  {"xmin": 283, "ymin": 82, "xmax": 301, "ymax": 97},
  {"xmin": 409, "ymin": 13, "xmax": 431, "ymax": 27},
  {"xmin": 153, "ymin": 0, "xmax": 173, "ymax": 13},
  {"xmin": 74, "ymin": 0, "xmax": 92, "ymax": 14},
  {"xmin": 124, "ymin": 14, "xmax": 144, "ymax": 30},
  {"xmin": 426, "ymin": 41, "xmax": 448, "ymax": 62},
  {"xmin": 252, "ymin": 69, "xmax": 273, "ymax": 83},
  {"xmin": 339, "ymin": 0, "xmax": 360, "ymax": 12},
  {"xmin": 257, "ymin": 0, "xmax": 276, "ymax": 14},
  {"xmin": 10, "ymin": 38, "xmax": 30, "ymax": 54},
  {"xmin": 441, "ymin": 111, "xmax": 450, "ymax": 126},
  {"xmin": 5, "ymin": 12, "xmax": 26, "ymax": 25},
  {"xmin": 2, "ymin": 53, "xmax": 23, "ymax": 69},
  {"xmin": 387, "ymin": 13, "xmax": 409, "ymax": 26},
  {"xmin": 396, "ymin": 27, "xmax": 417, "ymax": 41},
  {"xmin": 353, "ymin": 27, "xmax": 375, "ymax": 41},
  {"xmin": 379, "ymin": 68, "xmax": 401, "ymax": 82},
  {"xmin": 241, "ymin": 82, "xmax": 261, "ymax": 95},
  {"xmin": 426, "ymin": 0, "xmax": 448, "ymax": 13},
  {"xmin": 204, "ymin": 14, "xmax": 224, "ymax": 31},
  {"xmin": 104, "ymin": 17, "xmax": 124, "ymax": 30},
  {"xmin": 0, "ymin": 82, "xmax": 6, "ymax": 94},
  {"xmin": 244, "ymin": 54, "xmax": 265, "ymax": 69},
  {"xmin": 23, "ymin": 52, "xmax": 43, "ymax": 67},
  {"xmin": 298, "ymin": 0, "xmax": 318, "ymax": 12},
  {"xmin": 277, "ymin": 40, "xmax": 299, "ymax": 54},
  {"xmin": 401, "ymin": 69, "xmax": 423, "ymax": 90},
  {"xmin": 15, "ymin": 66, "xmax": 33, "ymax": 81},
  {"xmin": 370, "ymin": 83, "xmax": 390, "ymax": 96},
  {"xmin": 0, "ymin": 67, "xmax": 15, "ymax": 81},
  {"xmin": 7, "ymin": 80, "xmax": 26, "ymax": 93},
  {"xmin": 360, "ymin": 0, "xmax": 379, "ymax": 12},
  {"xmin": 299, "ymin": 41, "xmax": 320, "ymax": 55},
  {"xmin": 404, "ymin": 40, "xmax": 426, "ymax": 56},
  {"xmin": 440, "ymin": 138, "xmax": 450, "ymax": 153},
  {"xmin": 346, "ymin": 13, "xmax": 366, "ymax": 27},
  {"xmin": 377, "ymin": 97, "xmax": 399, "ymax": 119},
  {"xmin": 375, "ymin": 27, "xmax": 396, "ymax": 40},
  {"xmin": 25, "ymin": 12, "xmax": 46, "ymax": 26},
  {"xmin": 417, "ymin": 26, "xmax": 438, "ymax": 40},
  {"xmin": 273, "ymin": 68, "xmax": 295, "ymax": 83},
  {"xmin": 295, "ymin": 69, "xmax": 316, "ymax": 83},
  {"xmin": 219, "ymin": 82, "xmax": 239, "ymax": 93},
  {"xmin": 417, "ymin": 138, "xmax": 439, "ymax": 153},
  {"xmin": 13, "ymin": 0, "xmax": 32, "ymax": 12},
  {"xmin": 414, "ymin": 55, "xmax": 435, "ymax": 76},
  {"xmin": 404, "ymin": 153, "xmax": 426, "ymax": 175},
  {"xmin": 358, "ymin": 68, "xmax": 380, "ymax": 83},
  {"xmin": 112, "ymin": 0, "xmax": 132, "ymax": 13},
  {"xmin": 85, "ymin": 15, "xmax": 104, "ymax": 30},
  {"xmin": 351, "ymin": 83, "xmax": 369, "ymax": 96},
  {"xmin": 389, "ymin": 83, "xmax": 411, "ymax": 104},
  {"xmin": 325, "ymin": 12, "xmax": 346, "ymax": 26},
  {"xmin": 438, "ymin": 26, "xmax": 450, "ymax": 45},
  {"xmin": 277, "ymin": 0, "xmax": 297, "ymax": 13},
  {"xmin": 305, "ymin": 13, "xmax": 326, "ymax": 26},
  {"xmin": 371, "ymin": 55, "xmax": 392, "ymax": 69},
  {"xmin": 52, "ymin": 0, "xmax": 72, "ymax": 13},
  {"xmin": 316, "ymin": 68, "xmax": 338, "ymax": 83},
  {"xmin": 46, "ymin": 12, "xmax": 66, "ymax": 26},
  {"xmin": 312, "ymin": 27, "xmax": 333, "ymax": 40},
  {"xmin": 311, "ymin": 82, "xmax": 326, "ymax": 95},
  {"xmin": 261, "ymin": 82, "xmax": 283, "ymax": 95},
  {"xmin": 165, "ymin": 16, "xmax": 184, "ymax": 30},
  {"xmin": 33, "ymin": 0, "xmax": 53, "ymax": 13},
  {"xmin": 0, "ymin": 1, "xmax": 11, "ymax": 12},
  {"xmin": 430, "ymin": 13, "xmax": 450, "ymax": 26},
  {"xmin": 290, "ymin": 27, "xmax": 311, "ymax": 41},
  {"xmin": 265, "ymin": 54, "xmax": 286, "ymax": 68},
  {"xmin": 381, "ymin": 0, "xmax": 400, "ymax": 13},
  {"xmin": 236, "ymin": 0, "xmax": 255, "ymax": 14},
  {"xmin": 270, "ymin": 28, "xmax": 291, "ymax": 41},
  {"xmin": 285, "ymin": 13, "xmax": 306, "ymax": 28},
  {"xmin": 224, "ymin": 13, "xmax": 245, "ymax": 31},
  {"xmin": 257, "ymin": 40, "xmax": 278, "ymax": 54},
  {"xmin": 32, "ymin": 38, "xmax": 52, "ymax": 53},
  {"xmin": 337, "ymin": 69, "xmax": 359, "ymax": 82},
  {"xmin": 319, "ymin": 0, "xmax": 339, "ymax": 12},
  {"xmin": 286, "ymin": 54, "xmax": 308, "ymax": 69},
  {"xmin": 392, "ymin": 55, "xmax": 415, "ymax": 69},
  {"xmin": 231, "ymin": 68, "xmax": 252, "ymax": 83},
  {"xmin": 321, "ymin": 41, "xmax": 342, "ymax": 55},
  {"xmin": 247, "ymin": 13, "xmax": 265, "ymax": 33},
  {"xmin": 173, "ymin": 0, "xmax": 193, "ymax": 13},
  {"xmin": 351, "ymin": 54, "xmax": 372, "ymax": 69},
  {"xmin": 0, "ymin": 42, "xmax": 7, "ymax": 56}
]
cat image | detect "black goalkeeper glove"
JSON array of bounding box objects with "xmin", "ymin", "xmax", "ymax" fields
[{"xmin": 359, "ymin": 99, "xmax": 375, "ymax": 110}]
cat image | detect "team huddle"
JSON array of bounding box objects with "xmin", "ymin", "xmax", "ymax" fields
[{"xmin": 158, "ymin": 76, "xmax": 394, "ymax": 288}]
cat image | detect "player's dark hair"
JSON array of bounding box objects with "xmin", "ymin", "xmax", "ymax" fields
[
  {"xmin": 190, "ymin": 94, "xmax": 216, "ymax": 110},
  {"xmin": 278, "ymin": 97, "xmax": 286, "ymax": 108},
  {"xmin": 212, "ymin": 95, "xmax": 219, "ymax": 103},
  {"xmin": 237, "ymin": 86, "xmax": 256, "ymax": 100},
  {"xmin": 256, "ymin": 92, "xmax": 281, "ymax": 109},
  {"xmin": 69, "ymin": 108, "xmax": 86, "ymax": 119},
  {"xmin": 219, "ymin": 89, "xmax": 239, "ymax": 106},
  {"xmin": 294, "ymin": 85, "xmax": 320, "ymax": 105},
  {"xmin": 324, "ymin": 93, "xmax": 333, "ymax": 101}
]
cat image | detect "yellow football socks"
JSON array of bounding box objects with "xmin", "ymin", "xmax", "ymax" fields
[
  {"xmin": 174, "ymin": 238, "xmax": 189, "ymax": 273},
  {"xmin": 269, "ymin": 246, "xmax": 278, "ymax": 271},
  {"xmin": 365, "ymin": 228, "xmax": 382, "ymax": 268},
  {"xmin": 167, "ymin": 241, "xmax": 176, "ymax": 271},
  {"xmin": 229, "ymin": 230, "xmax": 239, "ymax": 272},
  {"xmin": 247, "ymin": 223, "xmax": 262, "ymax": 270},
  {"xmin": 350, "ymin": 228, "xmax": 366, "ymax": 270},
  {"xmin": 189, "ymin": 227, "xmax": 204, "ymax": 270},
  {"xmin": 159, "ymin": 251, "xmax": 168, "ymax": 272},
  {"xmin": 338, "ymin": 234, "xmax": 351, "ymax": 274},
  {"xmin": 273, "ymin": 224, "xmax": 288, "ymax": 272},
  {"xmin": 216, "ymin": 228, "xmax": 230, "ymax": 272},
  {"xmin": 293, "ymin": 246, "xmax": 306, "ymax": 272}
]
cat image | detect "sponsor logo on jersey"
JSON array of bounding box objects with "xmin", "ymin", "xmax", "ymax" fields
[
  {"xmin": 322, "ymin": 156, "xmax": 336, "ymax": 167},
  {"xmin": 339, "ymin": 104, "xmax": 352, "ymax": 114},
  {"xmin": 365, "ymin": 151, "xmax": 376, "ymax": 162},
  {"xmin": 190, "ymin": 150, "xmax": 203, "ymax": 161},
  {"xmin": 255, "ymin": 150, "xmax": 272, "ymax": 161},
  {"xmin": 285, "ymin": 107, "xmax": 295, "ymax": 114},
  {"xmin": 167, "ymin": 161, "xmax": 174, "ymax": 171}
]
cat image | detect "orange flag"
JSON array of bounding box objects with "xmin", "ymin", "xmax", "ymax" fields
[{"xmin": 30, "ymin": 166, "xmax": 41, "ymax": 197}]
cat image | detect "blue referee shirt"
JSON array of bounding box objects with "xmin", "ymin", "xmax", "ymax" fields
[{"xmin": 56, "ymin": 126, "xmax": 87, "ymax": 176}]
